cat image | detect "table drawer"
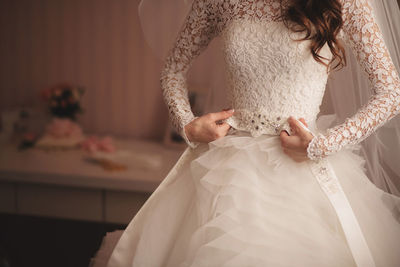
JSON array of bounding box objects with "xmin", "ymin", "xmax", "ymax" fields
[
  {"xmin": 105, "ymin": 191, "xmax": 150, "ymax": 224},
  {"xmin": 0, "ymin": 182, "xmax": 16, "ymax": 213},
  {"xmin": 17, "ymin": 183, "xmax": 103, "ymax": 222}
]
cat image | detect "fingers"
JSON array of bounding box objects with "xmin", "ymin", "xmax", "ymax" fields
[
  {"xmin": 281, "ymin": 138, "xmax": 309, "ymax": 162},
  {"xmin": 209, "ymin": 109, "xmax": 235, "ymax": 121},
  {"xmin": 279, "ymin": 131, "xmax": 291, "ymax": 147},
  {"xmin": 281, "ymin": 117, "xmax": 313, "ymax": 162},
  {"xmin": 280, "ymin": 130, "xmax": 289, "ymax": 138},
  {"xmin": 288, "ymin": 117, "xmax": 312, "ymax": 140},
  {"xmin": 212, "ymin": 123, "xmax": 231, "ymax": 139},
  {"xmin": 299, "ymin": 117, "xmax": 308, "ymax": 127},
  {"xmin": 280, "ymin": 132, "xmax": 304, "ymax": 151},
  {"xmin": 217, "ymin": 122, "xmax": 231, "ymax": 132}
]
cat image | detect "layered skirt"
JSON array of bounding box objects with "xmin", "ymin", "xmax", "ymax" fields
[{"xmin": 104, "ymin": 129, "xmax": 400, "ymax": 267}]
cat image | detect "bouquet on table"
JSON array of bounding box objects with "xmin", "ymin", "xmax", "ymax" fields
[
  {"xmin": 32, "ymin": 83, "xmax": 123, "ymax": 170},
  {"xmin": 35, "ymin": 83, "xmax": 86, "ymax": 149},
  {"xmin": 40, "ymin": 83, "xmax": 85, "ymax": 120}
]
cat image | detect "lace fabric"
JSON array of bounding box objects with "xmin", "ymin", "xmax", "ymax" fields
[
  {"xmin": 160, "ymin": 0, "xmax": 400, "ymax": 159},
  {"xmin": 307, "ymin": 0, "xmax": 400, "ymax": 160},
  {"xmin": 160, "ymin": 0, "xmax": 217, "ymax": 149}
]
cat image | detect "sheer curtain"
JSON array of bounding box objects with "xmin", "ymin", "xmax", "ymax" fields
[{"xmin": 325, "ymin": 0, "xmax": 400, "ymax": 196}]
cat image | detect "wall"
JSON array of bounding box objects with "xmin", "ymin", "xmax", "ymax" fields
[{"xmin": 0, "ymin": 0, "xmax": 169, "ymax": 140}]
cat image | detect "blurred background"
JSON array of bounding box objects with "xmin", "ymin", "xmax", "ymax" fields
[
  {"xmin": 0, "ymin": 0, "xmax": 229, "ymax": 266},
  {"xmin": 0, "ymin": 0, "xmax": 167, "ymax": 139},
  {"xmin": 0, "ymin": 0, "xmax": 399, "ymax": 267},
  {"xmin": 0, "ymin": 0, "xmax": 185, "ymax": 266}
]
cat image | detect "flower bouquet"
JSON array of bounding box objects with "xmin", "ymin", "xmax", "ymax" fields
[
  {"xmin": 40, "ymin": 83, "xmax": 85, "ymax": 120},
  {"xmin": 35, "ymin": 84, "xmax": 86, "ymax": 150}
]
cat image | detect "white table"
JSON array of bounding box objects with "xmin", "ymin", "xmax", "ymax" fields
[{"xmin": 0, "ymin": 138, "xmax": 185, "ymax": 224}]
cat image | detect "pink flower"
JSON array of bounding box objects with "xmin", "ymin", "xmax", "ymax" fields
[
  {"xmin": 80, "ymin": 135, "xmax": 116, "ymax": 154},
  {"xmin": 53, "ymin": 88, "xmax": 62, "ymax": 97},
  {"xmin": 80, "ymin": 136, "xmax": 99, "ymax": 153},
  {"xmin": 98, "ymin": 136, "xmax": 116, "ymax": 153}
]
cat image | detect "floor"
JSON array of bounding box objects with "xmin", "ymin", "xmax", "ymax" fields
[{"xmin": 0, "ymin": 213, "xmax": 124, "ymax": 267}]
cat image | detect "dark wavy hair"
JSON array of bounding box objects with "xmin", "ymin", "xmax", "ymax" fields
[{"xmin": 280, "ymin": 0, "xmax": 346, "ymax": 71}]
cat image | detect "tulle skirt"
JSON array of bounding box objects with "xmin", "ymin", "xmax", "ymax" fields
[{"xmin": 104, "ymin": 129, "xmax": 400, "ymax": 267}]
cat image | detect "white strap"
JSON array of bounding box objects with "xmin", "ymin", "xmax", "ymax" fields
[{"xmin": 309, "ymin": 159, "xmax": 376, "ymax": 267}]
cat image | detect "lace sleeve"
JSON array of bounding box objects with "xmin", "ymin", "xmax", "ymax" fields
[
  {"xmin": 160, "ymin": 0, "xmax": 217, "ymax": 148},
  {"xmin": 307, "ymin": 0, "xmax": 400, "ymax": 160}
]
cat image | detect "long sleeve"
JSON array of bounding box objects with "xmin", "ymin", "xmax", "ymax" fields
[
  {"xmin": 160, "ymin": 0, "xmax": 217, "ymax": 148},
  {"xmin": 307, "ymin": 0, "xmax": 400, "ymax": 160}
]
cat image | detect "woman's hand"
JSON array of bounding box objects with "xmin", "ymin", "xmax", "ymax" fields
[
  {"xmin": 184, "ymin": 109, "xmax": 234, "ymax": 143},
  {"xmin": 279, "ymin": 116, "xmax": 314, "ymax": 162}
]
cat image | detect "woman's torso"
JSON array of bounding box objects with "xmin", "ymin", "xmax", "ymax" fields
[{"xmin": 208, "ymin": 0, "xmax": 334, "ymax": 136}]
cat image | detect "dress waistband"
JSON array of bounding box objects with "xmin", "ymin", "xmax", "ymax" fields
[
  {"xmin": 223, "ymin": 109, "xmax": 292, "ymax": 137},
  {"xmin": 222, "ymin": 109, "xmax": 316, "ymax": 137}
]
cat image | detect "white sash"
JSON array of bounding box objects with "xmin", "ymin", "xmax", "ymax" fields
[{"xmin": 309, "ymin": 158, "xmax": 376, "ymax": 267}]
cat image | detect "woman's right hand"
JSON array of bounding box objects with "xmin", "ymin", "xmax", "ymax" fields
[{"xmin": 184, "ymin": 109, "xmax": 235, "ymax": 144}]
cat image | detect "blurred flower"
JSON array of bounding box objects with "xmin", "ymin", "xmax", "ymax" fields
[
  {"xmin": 80, "ymin": 135, "xmax": 116, "ymax": 154},
  {"xmin": 98, "ymin": 136, "xmax": 116, "ymax": 153},
  {"xmin": 40, "ymin": 83, "xmax": 85, "ymax": 120},
  {"xmin": 80, "ymin": 136, "xmax": 100, "ymax": 153},
  {"xmin": 72, "ymin": 87, "xmax": 82, "ymax": 100},
  {"xmin": 54, "ymin": 88, "xmax": 62, "ymax": 97}
]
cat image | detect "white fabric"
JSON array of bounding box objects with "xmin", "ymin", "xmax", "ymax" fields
[
  {"xmin": 326, "ymin": 0, "xmax": 400, "ymax": 196},
  {"xmin": 90, "ymin": 231, "xmax": 124, "ymax": 267},
  {"xmin": 106, "ymin": 130, "xmax": 400, "ymax": 267},
  {"xmin": 309, "ymin": 159, "xmax": 376, "ymax": 267},
  {"xmin": 220, "ymin": 19, "xmax": 328, "ymax": 138}
]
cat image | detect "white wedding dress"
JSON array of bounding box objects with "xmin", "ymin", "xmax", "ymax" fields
[{"xmin": 104, "ymin": 0, "xmax": 400, "ymax": 266}]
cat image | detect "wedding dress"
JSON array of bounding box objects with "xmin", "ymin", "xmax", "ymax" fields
[{"xmin": 105, "ymin": 0, "xmax": 400, "ymax": 266}]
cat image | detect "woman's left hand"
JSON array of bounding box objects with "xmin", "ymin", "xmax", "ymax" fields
[{"xmin": 279, "ymin": 117, "xmax": 314, "ymax": 162}]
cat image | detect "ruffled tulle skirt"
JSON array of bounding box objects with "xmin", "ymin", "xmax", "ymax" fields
[{"xmin": 102, "ymin": 129, "xmax": 400, "ymax": 267}]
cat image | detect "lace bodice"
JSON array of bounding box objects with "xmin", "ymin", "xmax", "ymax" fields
[{"xmin": 160, "ymin": 0, "xmax": 400, "ymax": 160}]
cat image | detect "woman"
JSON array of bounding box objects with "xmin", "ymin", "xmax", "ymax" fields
[{"xmin": 106, "ymin": 0, "xmax": 400, "ymax": 266}]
